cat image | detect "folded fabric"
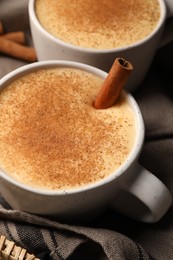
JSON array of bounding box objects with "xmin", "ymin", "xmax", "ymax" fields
[{"xmin": 0, "ymin": 197, "xmax": 155, "ymax": 260}]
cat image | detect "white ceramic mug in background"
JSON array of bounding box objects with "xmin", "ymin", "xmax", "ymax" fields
[
  {"xmin": 28, "ymin": 0, "xmax": 173, "ymax": 92},
  {"xmin": 0, "ymin": 60, "xmax": 172, "ymax": 223}
]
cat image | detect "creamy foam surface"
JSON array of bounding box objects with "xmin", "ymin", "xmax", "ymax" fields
[
  {"xmin": 35, "ymin": 0, "xmax": 160, "ymax": 49},
  {"xmin": 0, "ymin": 68, "xmax": 136, "ymax": 190}
]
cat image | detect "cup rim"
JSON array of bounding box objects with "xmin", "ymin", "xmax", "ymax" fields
[
  {"xmin": 0, "ymin": 60, "xmax": 145, "ymax": 195},
  {"xmin": 28, "ymin": 0, "xmax": 167, "ymax": 53}
]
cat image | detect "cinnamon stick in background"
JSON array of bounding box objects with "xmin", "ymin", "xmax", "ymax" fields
[
  {"xmin": 93, "ymin": 58, "xmax": 133, "ymax": 109},
  {"xmin": 0, "ymin": 31, "xmax": 26, "ymax": 44},
  {"xmin": 0, "ymin": 37, "xmax": 37, "ymax": 62},
  {"xmin": 0, "ymin": 20, "xmax": 37, "ymax": 62},
  {"xmin": 0, "ymin": 21, "xmax": 4, "ymax": 34}
]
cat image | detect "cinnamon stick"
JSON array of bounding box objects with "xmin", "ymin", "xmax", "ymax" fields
[
  {"xmin": 0, "ymin": 37, "xmax": 37, "ymax": 62},
  {"xmin": 93, "ymin": 58, "xmax": 133, "ymax": 109},
  {"xmin": 0, "ymin": 21, "xmax": 3, "ymax": 34},
  {"xmin": 0, "ymin": 31, "xmax": 25, "ymax": 44}
]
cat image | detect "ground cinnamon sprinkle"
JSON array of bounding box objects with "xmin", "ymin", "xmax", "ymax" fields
[
  {"xmin": 0, "ymin": 68, "xmax": 136, "ymax": 190},
  {"xmin": 35, "ymin": 0, "xmax": 160, "ymax": 49}
]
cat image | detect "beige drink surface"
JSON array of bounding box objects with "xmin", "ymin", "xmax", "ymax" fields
[
  {"xmin": 35, "ymin": 0, "xmax": 160, "ymax": 49},
  {"xmin": 0, "ymin": 68, "xmax": 136, "ymax": 190}
]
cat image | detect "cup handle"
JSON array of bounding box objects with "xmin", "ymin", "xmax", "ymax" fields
[{"xmin": 110, "ymin": 163, "xmax": 172, "ymax": 223}]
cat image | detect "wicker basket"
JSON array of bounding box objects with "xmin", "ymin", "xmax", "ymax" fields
[{"xmin": 0, "ymin": 235, "xmax": 40, "ymax": 260}]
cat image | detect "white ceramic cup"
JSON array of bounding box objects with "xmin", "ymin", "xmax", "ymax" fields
[
  {"xmin": 28, "ymin": 0, "xmax": 173, "ymax": 92},
  {"xmin": 0, "ymin": 60, "xmax": 172, "ymax": 223}
]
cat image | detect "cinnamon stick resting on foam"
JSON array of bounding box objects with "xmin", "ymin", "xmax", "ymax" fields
[{"xmin": 93, "ymin": 58, "xmax": 133, "ymax": 109}]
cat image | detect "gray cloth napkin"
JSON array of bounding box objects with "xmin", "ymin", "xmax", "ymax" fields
[
  {"xmin": 0, "ymin": 1, "xmax": 173, "ymax": 259},
  {"xmin": 0, "ymin": 197, "xmax": 153, "ymax": 260}
]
